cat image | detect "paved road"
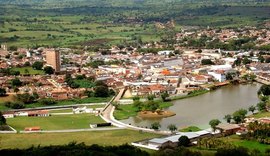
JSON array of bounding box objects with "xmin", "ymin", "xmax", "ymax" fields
[
  {"xmin": 3, "ymin": 102, "xmax": 107, "ymax": 112},
  {"xmin": 100, "ymin": 88, "xmax": 171, "ymax": 135},
  {"xmin": 19, "ymin": 127, "xmax": 125, "ymax": 133}
]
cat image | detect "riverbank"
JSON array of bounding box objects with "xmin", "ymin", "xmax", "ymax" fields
[{"xmin": 171, "ymin": 89, "xmax": 209, "ymax": 101}]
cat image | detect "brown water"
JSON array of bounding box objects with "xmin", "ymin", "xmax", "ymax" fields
[{"xmin": 121, "ymin": 83, "xmax": 262, "ymax": 129}]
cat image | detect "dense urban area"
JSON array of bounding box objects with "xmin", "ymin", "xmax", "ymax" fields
[{"xmin": 0, "ymin": 0, "xmax": 270, "ymax": 156}]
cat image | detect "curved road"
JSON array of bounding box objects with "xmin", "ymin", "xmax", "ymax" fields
[{"xmin": 100, "ymin": 88, "xmax": 171, "ymax": 135}]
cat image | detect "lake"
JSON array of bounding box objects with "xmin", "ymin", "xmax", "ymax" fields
[{"xmin": 121, "ymin": 83, "xmax": 262, "ymax": 130}]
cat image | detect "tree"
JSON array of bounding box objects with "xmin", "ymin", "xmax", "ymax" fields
[
  {"xmin": 167, "ymin": 124, "xmax": 177, "ymax": 133},
  {"xmin": 225, "ymin": 73, "xmax": 234, "ymax": 81},
  {"xmin": 133, "ymin": 100, "xmax": 143, "ymax": 111},
  {"xmin": 109, "ymin": 89, "xmax": 115, "ymax": 96},
  {"xmin": 94, "ymin": 86, "xmax": 109, "ymax": 97},
  {"xmin": 14, "ymin": 87, "xmax": 19, "ymax": 93},
  {"xmin": 24, "ymin": 61, "xmax": 31, "ymax": 67},
  {"xmin": 161, "ymin": 92, "xmax": 169, "ymax": 102},
  {"xmin": 201, "ymin": 59, "xmax": 214, "ymax": 65},
  {"xmin": 151, "ymin": 122, "xmax": 161, "ymax": 131},
  {"xmin": 242, "ymin": 57, "xmax": 251, "ymax": 65},
  {"xmin": 94, "ymin": 80, "xmax": 107, "ymax": 87},
  {"xmin": 209, "ymin": 119, "xmax": 221, "ymax": 132},
  {"xmin": 24, "ymin": 68, "xmax": 29, "ymax": 75},
  {"xmin": 11, "ymin": 77, "xmax": 22, "ymax": 87},
  {"xmin": 16, "ymin": 93, "xmax": 36, "ymax": 104},
  {"xmin": 178, "ymin": 136, "xmax": 190, "ymax": 147},
  {"xmin": 32, "ymin": 61, "xmax": 43, "ymax": 70},
  {"xmin": 43, "ymin": 66, "xmax": 54, "ymax": 75},
  {"xmin": 257, "ymin": 102, "xmax": 266, "ymax": 112},
  {"xmin": 248, "ymin": 105, "xmax": 256, "ymax": 114},
  {"xmin": 0, "ymin": 111, "xmax": 6, "ymax": 125},
  {"xmin": 147, "ymin": 94, "xmax": 155, "ymax": 101},
  {"xmin": 215, "ymin": 147, "xmax": 249, "ymax": 156},
  {"xmin": 0, "ymin": 88, "xmax": 6, "ymax": 97},
  {"xmin": 257, "ymin": 85, "xmax": 270, "ymax": 96},
  {"xmin": 224, "ymin": 114, "xmax": 232, "ymax": 123},
  {"xmin": 132, "ymin": 96, "xmax": 140, "ymax": 101},
  {"xmin": 145, "ymin": 100, "xmax": 160, "ymax": 112},
  {"xmin": 40, "ymin": 98, "xmax": 56, "ymax": 105},
  {"xmin": 233, "ymin": 109, "xmax": 247, "ymax": 123}
]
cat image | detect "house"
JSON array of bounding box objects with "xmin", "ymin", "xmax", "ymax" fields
[
  {"xmin": 148, "ymin": 138, "xmax": 172, "ymax": 149},
  {"xmin": 24, "ymin": 126, "xmax": 41, "ymax": 131},
  {"xmin": 216, "ymin": 123, "xmax": 241, "ymax": 135},
  {"xmin": 2, "ymin": 111, "xmax": 15, "ymax": 118},
  {"xmin": 149, "ymin": 84, "xmax": 166, "ymax": 95},
  {"xmin": 27, "ymin": 110, "xmax": 50, "ymax": 117},
  {"xmin": 208, "ymin": 70, "xmax": 226, "ymax": 82}
]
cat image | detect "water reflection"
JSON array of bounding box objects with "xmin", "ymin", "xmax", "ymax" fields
[{"xmin": 121, "ymin": 83, "xmax": 262, "ymax": 130}]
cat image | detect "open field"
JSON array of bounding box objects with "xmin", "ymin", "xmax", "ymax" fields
[
  {"xmin": 0, "ymin": 129, "xmax": 161, "ymax": 149},
  {"xmin": 1, "ymin": 1, "xmax": 269, "ymax": 48},
  {"xmin": 11, "ymin": 67, "xmax": 45, "ymax": 75},
  {"xmin": 250, "ymin": 111, "xmax": 270, "ymax": 118},
  {"xmin": 7, "ymin": 114, "xmax": 104, "ymax": 131}
]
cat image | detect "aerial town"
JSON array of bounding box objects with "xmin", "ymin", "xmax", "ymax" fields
[
  {"xmin": 1, "ymin": 0, "xmax": 270, "ymax": 150},
  {"xmin": 0, "ymin": 26, "xmax": 270, "ymax": 155}
]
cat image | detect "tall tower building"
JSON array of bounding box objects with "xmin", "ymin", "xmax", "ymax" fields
[{"xmin": 46, "ymin": 49, "xmax": 61, "ymax": 72}]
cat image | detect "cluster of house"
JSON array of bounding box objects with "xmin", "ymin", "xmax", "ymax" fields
[
  {"xmin": 1, "ymin": 27, "xmax": 270, "ymax": 101},
  {"xmin": 3, "ymin": 110, "xmax": 50, "ymax": 118},
  {"xmin": 176, "ymin": 27, "xmax": 270, "ymax": 46}
]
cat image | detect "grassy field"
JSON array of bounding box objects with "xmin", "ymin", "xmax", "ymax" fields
[
  {"xmin": 114, "ymin": 101, "xmax": 173, "ymax": 120},
  {"xmin": 7, "ymin": 114, "xmax": 104, "ymax": 131},
  {"xmin": 250, "ymin": 111, "xmax": 270, "ymax": 118},
  {"xmin": 11, "ymin": 67, "xmax": 45, "ymax": 75},
  {"xmin": 179, "ymin": 126, "xmax": 202, "ymax": 132},
  {"xmin": 220, "ymin": 135, "xmax": 269, "ymax": 153},
  {"xmin": 0, "ymin": 129, "xmax": 161, "ymax": 149}
]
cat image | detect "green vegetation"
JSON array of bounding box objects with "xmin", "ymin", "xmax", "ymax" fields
[
  {"xmin": 74, "ymin": 79, "xmax": 95, "ymax": 88},
  {"xmin": 250, "ymin": 111, "xmax": 270, "ymax": 118},
  {"xmin": 1, "ymin": 0, "xmax": 269, "ymax": 48},
  {"xmin": 0, "ymin": 96, "xmax": 111, "ymax": 110},
  {"xmin": 7, "ymin": 114, "xmax": 104, "ymax": 131},
  {"xmin": 114, "ymin": 104, "xmax": 139, "ymax": 120},
  {"xmin": 220, "ymin": 135, "xmax": 270, "ymax": 153},
  {"xmin": 179, "ymin": 126, "xmax": 202, "ymax": 132},
  {"xmin": 11, "ymin": 67, "xmax": 44, "ymax": 75},
  {"xmin": 171, "ymin": 90, "xmax": 209, "ymax": 101},
  {"xmin": 150, "ymin": 122, "xmax": 161, "ymax": 131},
  {"xmin": 0, "ymin": 129, "xmax": 161, "ymax": 149},
  {"xmin": 0, "ymin": 143, "xmax": 149, "ymax": 156},
  {"xmin": 114, "ymin": 101, "xmax": 173, "ymax": 120}
]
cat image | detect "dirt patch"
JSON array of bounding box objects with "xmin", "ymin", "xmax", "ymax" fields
[{"xmin": 138, "ymin": 110, "xmax": 175, "ymax": 118}]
